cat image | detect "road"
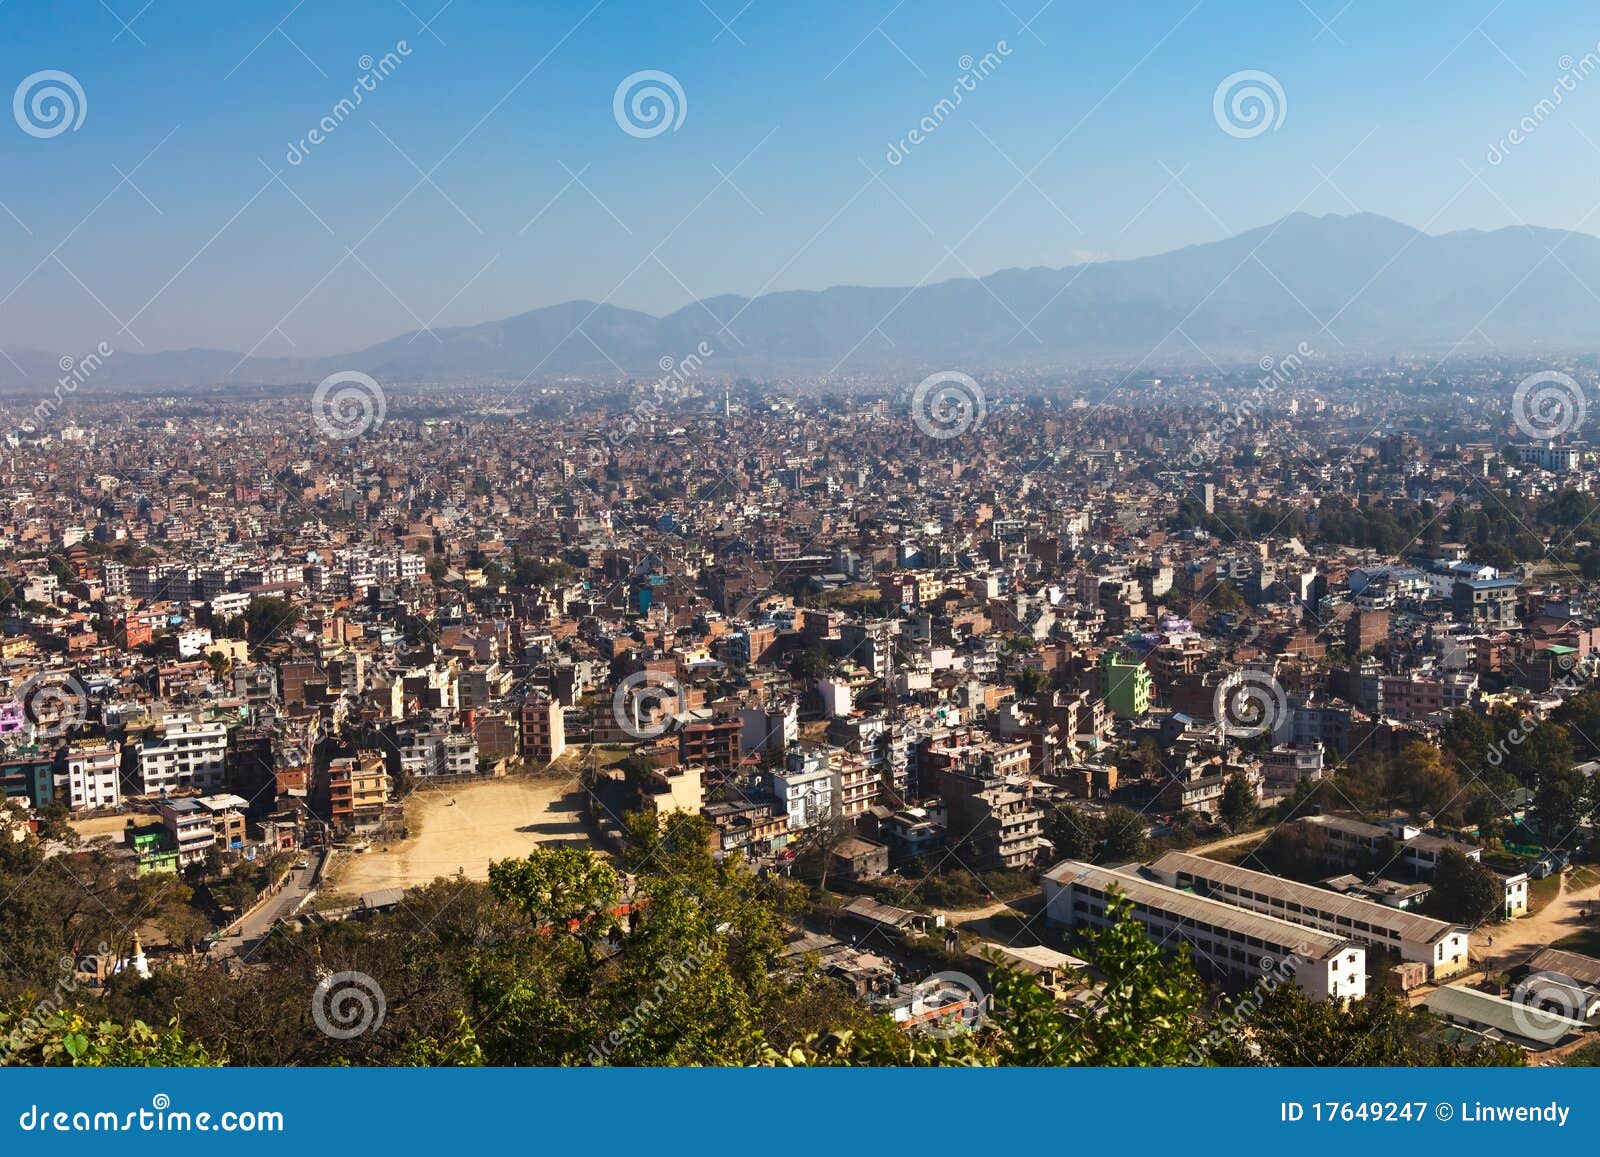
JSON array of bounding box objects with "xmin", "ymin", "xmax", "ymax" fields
[
  {"xmin": 1190, "ymin": 826, "xmax": 1271, "ymax": 858},
  {"xmin": 207, "ymin": 848, "xmax": 327, "ymax": 960},
  {"xmin": 1479, "ymin": 870, "xmax": 1600, "ymax": 973},
  {"xmin": 932, "ymin": 894, "xmax": 1048, "ymax": 944}
]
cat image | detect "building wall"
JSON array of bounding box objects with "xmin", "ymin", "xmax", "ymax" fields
[
  {"xmin": 1148, "ymin": 854, "xmax": 1470, "ymax": 980},
  {"xmin": 1042, "ymin": 865, "xmax": 1366, "ymax": 1002}
]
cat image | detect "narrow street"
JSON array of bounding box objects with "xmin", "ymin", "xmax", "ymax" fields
[{"xmin": 207, "ymin": 848, "xmax": 328, "ymax": 960}]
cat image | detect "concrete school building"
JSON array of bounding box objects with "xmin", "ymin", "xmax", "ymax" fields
[
  {"xmin": 1042, "ymin": 860, "xmax": 1367, "ymax": 1002},
  {"xmin": 1145, "ymin": 851, "xmax": 1471, "ymax": 980},
  {"xmin": 1293, "ymin": 815, "xmax": 1529, "ymax": 919}
]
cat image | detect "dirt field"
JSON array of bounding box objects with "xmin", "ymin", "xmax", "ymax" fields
[
  {"xmin": 69, "ymin": 813, "xmax": 142, "ymax": 842},
  {"xmin": 330, "ymin": 775, "xmax": 594, "ymax": 898}
]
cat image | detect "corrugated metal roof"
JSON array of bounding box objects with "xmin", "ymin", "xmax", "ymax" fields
[
  {"xmin": 1148, "ymin": 850, "xmax": 1461, "ymax": 946},
  {"xmin": 1043, "ymin": 860, "xmax": 1352, "ymax": 962}
]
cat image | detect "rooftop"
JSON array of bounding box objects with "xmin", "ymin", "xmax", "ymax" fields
[
  {"xmin": 1147, "ymin": 850, "xmax": 1462, "ymax": 945},
  {"xmin": 1043, "ymin": 860, "xmax": 1357, "ymax": 964}
]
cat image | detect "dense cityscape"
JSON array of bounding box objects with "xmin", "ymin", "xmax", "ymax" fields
[
  {"xmin": 11, "ymin": 10, "xmax": 1600, "ymax": 1132},
  {"xmin": 0, "ymin": 349, "xmax": 1597, "ymax": 1066}
]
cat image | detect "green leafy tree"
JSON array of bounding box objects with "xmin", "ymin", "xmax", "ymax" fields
[
  {"xmin": 1209, "ymin": 984, "xmax": 1523, "ymax": 1067},
  {"xmin": 242, "ymin": 596, "xmax": 301, "ymax": 645},
  {"xmin": 1428, "ymin": 847, "xmax": 1503, "ymax": 925},
  {"xmin": 1012, "ymin": 666, "xmax": 1047, "ymax": 700},
  {"xmin": 788, "ymin": 644, "xmax": 832, "ymax": 684},
  {"xmin": 488, "ymin": 847, "xmax": 621, "ymax": 955},
  {"xmin": 1446, "ymin": 710, "xmax": 1491, "ymax": 774},
  {"xmin": 1552, "ymin": 692, "xmax": 1600, "ymax": 760},
  {"xmin": 1044, "ymin": 802, "xmax": 1096, "ymax": 860},
  {"xmin": 0, "ymin": 1003, "xmax": 220, "ymax": 1066},
  {"xmin": 770, "ymin": 892, "xmax": 1206, "ymax": 1066},
  {"xmin": 1531, "ymin": 764, "xmax": 1586, "ymax": 850},
  {"xmin": 1071, "ymin": 893, "xmax": 1208, "ymax": 1065},
  {"xmin": 0, "ymin": 823, "xmax": 153, "ymax": 1000},
  {"xmin": 1565, "ymin": 1040, "xmax": 1600, "ymax": 1066},
  {"xmin": 1390, "ymin": 742, "xmax": 1463, "ymax": 820},
  {"xmin": 1206, "ymin": 581, "xmax": 1244, "ymax": 612},
  {"xmin": 467, "ymin": 813, "xmax": 809, "ymax": 1066},
  {"xmin": 1128, "ymin": 739, "xmax": 1163, "ymax": 779},
  {"xmin": 1098, "ymin": 806, "xmax": 1147, "ymax": 864},
  {"xmin": 1219, "ymin": 773, "xmax": 1256, "ymax": 830},
  {"xmin": 1502, "ymin": 719, "xmax": 1573, "ymax": 791}
]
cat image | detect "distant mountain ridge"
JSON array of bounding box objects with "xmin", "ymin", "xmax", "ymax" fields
[{"xmin": 6, "ymin": 211, "xmax": 1600, "ymax": 389}]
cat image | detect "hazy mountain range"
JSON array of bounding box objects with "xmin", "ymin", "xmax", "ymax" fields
[{"xmin": 5, "ymin": 211, "xmax": 1599, "ymax": 390}]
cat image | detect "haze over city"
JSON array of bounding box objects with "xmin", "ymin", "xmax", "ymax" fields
[{"xmin": 5, "ymin": 0, "xmax": 1600, "ymax": 1116}]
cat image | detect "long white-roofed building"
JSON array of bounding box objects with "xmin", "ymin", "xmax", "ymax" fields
[
  {"xmin": 1042, "ymin": 859, "xmax": 1366, "ymax": 1002},
  {"xmin": 1145, "ymin": 850, "xmax": 1470, "ymax": 980}
]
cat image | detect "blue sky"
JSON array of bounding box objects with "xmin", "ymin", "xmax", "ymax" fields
[{"xmin": 2, "ymin": 0, "xmax": 1598, "ymax": 356}]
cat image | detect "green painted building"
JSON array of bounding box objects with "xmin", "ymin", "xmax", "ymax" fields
[
  {"xmin": 129, "ymin": 826, "xmax": 179, "ymax": 876},
  {"xmin": 1100, "ymin": 650, "xmax": 1153, "ymax": 719}
]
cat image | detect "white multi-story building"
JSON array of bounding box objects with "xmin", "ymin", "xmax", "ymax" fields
[
  {"xmin": 1042, "ymin": 860, "xmax": 1367, "ymax": 1002},
  {"xmin": 337, "ymin": 550, "xmax": 426, "ymax": 585},
  {"xmin": 1427, "ymin": 560, "xmax": 1498, "ymax": 599},
  {"xmin": 209, "ymin": 591, "xmax": 251, "ymax": 620},
  {"xmin": 57, "ymin": 741, "xmax": 121, "ymax": 811},
  {"xmin": 739, "ymin": 700, "xmax": 798, "ymax": 755},
  {"xmin": 1146, "ymin": 851, "xmax": 1471, "ymax": 980},
  {"xmin": 769, "ymin": 747, "xmax": 834, "ymax": 831},
  {"xmin": 175, "ymin": 627, "xmax": 214, "ymax": 658},
  {"xmin": 831, "ymin": 752, "xmax": 879, "ymax": 820},
  {"xmin": 127, "ymin": 565, "xmax": 162, "ymax": 602},
  {"xmin": 133, "ymin": 715, "xmax": 228, "ymax": 795},
  {"xmin": 393, "ymin": 727, "xmax": 480, "ymax": 779},
  {"xmin": 195, "ymin": 567, "xmax": 233, "ymax": 599},
  {"xmin": 157, "ymin": 797, "xmax": 215, "ymax": 867},
  {"xmin": 99, "ymin": 560, "xmax": 128, "ymax": 598},
  {"xmin": 22, "ymin": 573, "xmax": 58, "ymax": 604},
  {"xmin": 1295, "ymin": 815, "xmax": 1529, "ymax": 918},
  {"xmin": 1517, "ymin": 443, "xmax": 1581, "ymax": 473},
  {"xmin": 425, "ymin": 731, "xmax": 478, "ymax": 777}
]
